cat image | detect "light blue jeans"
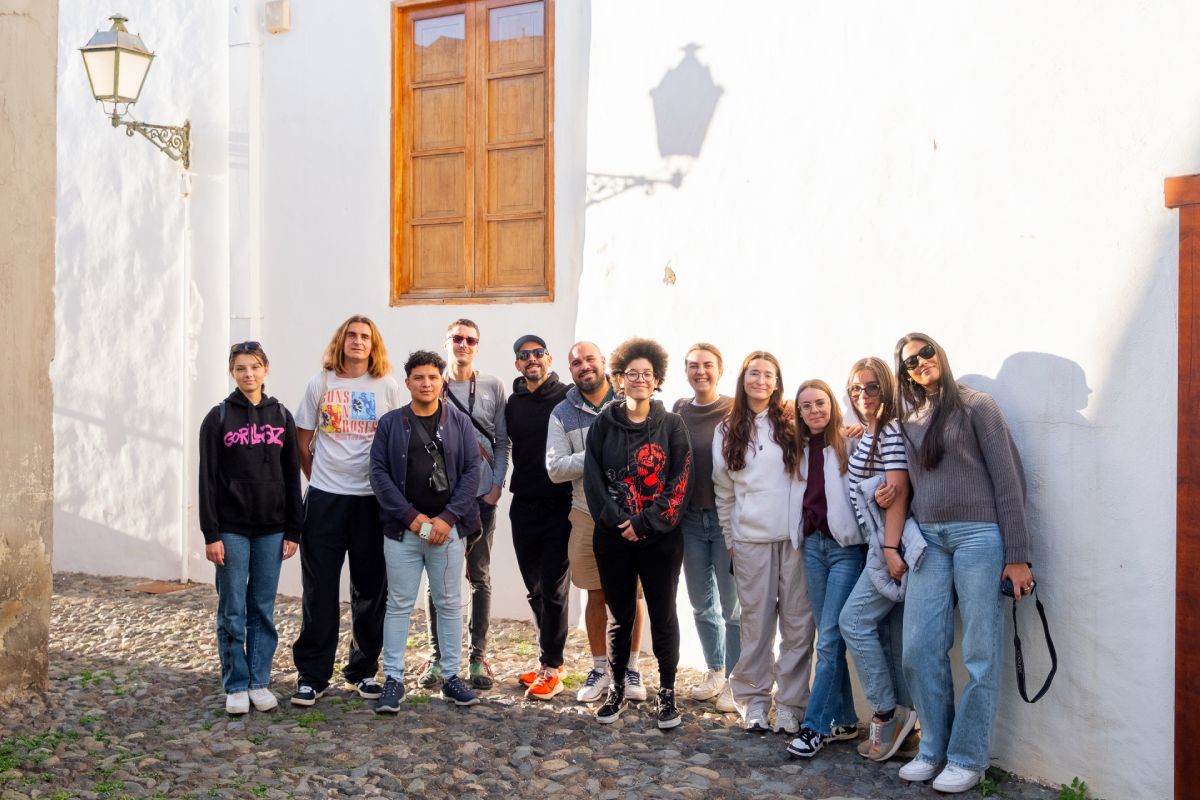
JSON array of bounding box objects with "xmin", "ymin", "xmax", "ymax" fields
[
  {"xmin": 382, "ymin": 529, "xmax": 465, "ymax": 680},
  {"xmin": 680, "ymin": 508, "xmax": 741, "ymax": 674},
  {"xmin": 839, "ymin": 567, "xmax": 911, "ymax": 714},
  {"xmin": 903, "ymin": 521, "xmax": 1004, "ymax": 772},
  {"xmin": 802, "ymin": 535, "xmax": 866, "ymax": 734},
  {"xmin": 214, "ymin": 532, "xmax": 284, "ymax": 693}
]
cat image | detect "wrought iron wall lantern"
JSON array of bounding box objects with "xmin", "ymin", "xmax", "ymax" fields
[{"xmin": 80, "ymin": 15, "xmax": 191, "ymax": 168}]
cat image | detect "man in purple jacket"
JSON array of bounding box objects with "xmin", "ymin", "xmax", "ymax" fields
[{"xmin": 368, "ymin": 350, "xmax": 482, "ymax": 711}]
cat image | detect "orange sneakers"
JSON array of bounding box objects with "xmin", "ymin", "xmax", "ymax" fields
[{"xmin": 525, "ymin": 666, "xmax": 566, "ymax": 700}]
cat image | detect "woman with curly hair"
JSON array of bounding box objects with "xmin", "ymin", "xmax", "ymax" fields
[
  {"xmin": 892, "ymin": 333, "xmax": 1033, "ymax": 794},
  {"xmin": 583, "ymin": 337, "xmax": 693, "ymax": 730},
  {"xmin": 712, "ymin": 352, "xmax": 812, "ymax": 733}
]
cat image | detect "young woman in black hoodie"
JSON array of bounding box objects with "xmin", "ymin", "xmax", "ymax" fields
[
  {"xmin": 199, "ymin": 342, "xmax": 303, "ymax": 715},
  {"xmin": 583, "ymin": 337, "xmax": 693, "ymax": 729}
]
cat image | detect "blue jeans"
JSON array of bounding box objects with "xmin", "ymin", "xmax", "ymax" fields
[
  {"xmin": 903, "ymin": 521, "xmax": 1004, "ymax": 772},
  {"xmin": 680, "ymin": 509, "xmax": 740, "ymax": 674},
  {"xmin": 839, "ymin": 566, "xmax": 910, "ymax": 714},
  {"xmin": 382, "ymin": 529, "xmax": 465, "ymax": 680},
  {"xmin": 214, "ymin": 532, "xmax": 284, "ymax": 693},
  {"xmin": 802, "ymin": 535, "xmax": 866, "ymax": 734}
]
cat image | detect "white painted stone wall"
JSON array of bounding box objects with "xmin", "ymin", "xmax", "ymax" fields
[{"xmin": 578, "ymin": 2, "xmax": 1194, "ymax": 797}]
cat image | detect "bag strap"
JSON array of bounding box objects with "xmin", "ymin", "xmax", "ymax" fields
[
  {"xmin": 1011, "ymin": 587, "xmax": 1057, "ymax": 703},
  {"xmin": 218, "ymin": 400, "xmax": 226, "ymax": 425},
  {"xmin": 409, "ymin": 408, "xmax": 447, "ymax": 477},
  {"xmin": 443, "ymin": 383, "xmax": 496, "ymax": 467}
]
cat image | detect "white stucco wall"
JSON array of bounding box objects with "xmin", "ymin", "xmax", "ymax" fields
[{"xmin": 578, "ymin": 2, "xmax": 1192, "ymax": 797}]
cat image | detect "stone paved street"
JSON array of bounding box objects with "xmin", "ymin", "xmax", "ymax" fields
[{"xmin": 0, "ymin": 574, "xmax": 1064, "ymax": 799}]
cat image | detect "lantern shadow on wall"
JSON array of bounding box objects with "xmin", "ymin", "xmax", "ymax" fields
[{"xmin": 587, "ymin": 43, "xmax": 723, "ymax": 207}]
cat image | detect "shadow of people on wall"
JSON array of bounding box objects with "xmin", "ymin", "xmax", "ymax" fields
[{"xmin": 586, "ymin": 43, "xmax": 723, "ymax": 207}]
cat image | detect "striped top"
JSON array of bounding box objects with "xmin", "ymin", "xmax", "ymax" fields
[{"xmin": 847, "ymin": 420, "xmax": 908, "ymax": 526}]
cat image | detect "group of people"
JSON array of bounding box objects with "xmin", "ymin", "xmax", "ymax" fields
[{"xmin": 198, "ymin": 316, "xmax": 1035, "ymax": 794}]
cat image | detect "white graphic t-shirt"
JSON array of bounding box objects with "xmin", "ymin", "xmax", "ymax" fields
[{"xmin": 295, "ymin": 370, "xmax": 404, "ymax": 496}]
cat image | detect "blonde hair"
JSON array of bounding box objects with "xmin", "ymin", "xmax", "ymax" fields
[{"xmin": 321, "ymin": 315, "xmax": 391, "ymax": 378}]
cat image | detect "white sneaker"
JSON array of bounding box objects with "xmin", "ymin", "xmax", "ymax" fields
[
  {"xmin": 576, "ymin": 669, "xmax": 611, "ymax": 703},
  {"xmin": 248, "ymin": 687, "xmax": 278, "ymax": 712},
  {"xmin": 743, "ymin": 708, "xmax": 769, "ymax": 732},
  {"xmin": 899, "ymin": 756, "xmax": 942, "ymax": 782},
  {"xmin": 225, "ymin": 691, "xmax": 249, "ymax": 715},
  {"xmin": 689, "ymin": 669, "xmax": 723, "ymax": 701},
  {"xmin": 932, "ymin": 764, "xmax": 984, "ymax": 793},
  {"xmin": 772, "ymin": 706, "xmax": 800, "ymax": 735},
  {"xmin": 714, "ymin": 682, "xmax": 737, "ymax": 713},
  {"xmin": 623, "ymin": 669, "xmax": 648, "ymax": 702}
]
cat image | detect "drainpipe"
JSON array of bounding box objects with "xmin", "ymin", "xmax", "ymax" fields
[{"xmin": 180, "ymin": 170, "xmax": 193, "ymax": 583}]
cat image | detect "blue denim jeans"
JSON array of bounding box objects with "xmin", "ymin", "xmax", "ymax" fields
[
  {"xmin": 902, "ymin": 521, "xmax": 1004, "ymax": 772},
  {"xmin": 214, "ymin": 532, "xmax": 284, "ymax": 693},
  {"xmin": 382, "ymin": 529, "xmax": 465, "ymax": 680},
  {"xmin": 680, "ymin": 508, "xmax": 741, "ymax": 674},
  {"xmin": 839, "ymin": 566, "xmax": 911, "ymax": 714},
  {"xmin": 802, "ymin": 535, "xmax": 867, "ymax": 734}
]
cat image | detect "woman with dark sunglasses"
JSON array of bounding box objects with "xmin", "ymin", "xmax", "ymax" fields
[
  {"xmin": 199, "ymin": 342, "xmax": 303, "ymax": 715},
  {"xmin": 889, "ymin": 333, "xmax": 1033, "ymax": 793},
  {"xmin": 837, "ymin": 357, "xmax": 920, "ymax": 763}
]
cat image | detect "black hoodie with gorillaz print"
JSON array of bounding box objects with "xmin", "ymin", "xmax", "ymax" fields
[{"xmin": 198, "ymin": 390, "xmax": 304, "ymax": 544}]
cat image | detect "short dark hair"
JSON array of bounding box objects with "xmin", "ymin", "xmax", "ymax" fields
[
  {"xmin": 447, "ymin": 318, "xmax": 479, "ymax": 337},
  {"xmin": 404, "ymin": 350, "xmax": 447, "ymax": 376},
  {"xmin": 609, "ymin": 337, "xmax": 670, "ymax": 391}
]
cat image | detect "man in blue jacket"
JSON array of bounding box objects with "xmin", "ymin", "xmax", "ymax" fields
[{"xmin": 368, "ymin": 350, "xmax": 482, "ymax": 711}]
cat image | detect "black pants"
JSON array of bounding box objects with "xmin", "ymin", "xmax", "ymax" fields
[
  {"xmin": 292, "ymin": 487, "xmax": 387, "ymax": 689},
  {"xmin": 428, "ymin": 498, "xmax": 496, "ymax": 662},
  {"xmin": 594, "ymin": 526, "xmax": 684, "ymax": 689},
  {"xmin": 510, "ymin": 494, "xmax": 572, "ymax": 668}
]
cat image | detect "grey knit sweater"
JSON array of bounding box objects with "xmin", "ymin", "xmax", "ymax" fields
[{"xmin": 901, "ymin": 386, "xmax": 1032, "ymax": 564}]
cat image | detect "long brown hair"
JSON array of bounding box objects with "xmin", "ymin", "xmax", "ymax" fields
[
  {"xmin": 794, "ymin": 379, "xmax": 848, "ymax": 477},
  {"xmin": 894, "ymin": 332, "xmax": 961, "ymax": 470},
  {"xmin": 846, "ymin": 357, "xmax": 897, "ymax": 473},
  {"xmin": 719, "ymin": 352, "xmax": 798, "ymax": 475},
  {"xmin": 321, "ymin": 315, "xmax": 392, "ymax": 378}
]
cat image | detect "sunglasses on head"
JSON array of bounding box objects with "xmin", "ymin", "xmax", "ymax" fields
[
  {"xmin": 517, "ymin": 347, "xmax": 547, "ymax": 361},
  {"xmin": 230, "ymin": 341, "xmax": 262, "ymax": 354},
  {"xmin": 449, "ymin": 334, "xmax": 479, "ymax": 346},
  {"xmin": 847, "ymin": 382, "xmax": 881, "ymax": 398},
  {"xmin": 902, "ymin": 343, "xmax": 937, "ymax": 371}
]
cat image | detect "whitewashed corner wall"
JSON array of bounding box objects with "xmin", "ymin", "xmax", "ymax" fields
[{"xmin": 577, "ymin": 2, "xmax": 1196, "ymax": 798}]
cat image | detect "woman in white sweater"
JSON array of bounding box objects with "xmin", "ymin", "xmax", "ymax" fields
[{"xmin": 712, "ymin": 351, "xmax": 811, "ymax": 733}]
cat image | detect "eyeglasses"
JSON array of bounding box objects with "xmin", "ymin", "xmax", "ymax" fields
[
  {"xmin": 847, "ymin": 382, "xmax": 882, "ymax": 398},
  {"xmin": 623, "ymin": 370, "xmax": 655, "ymax": 383},
  {"xmin": 798, "ymin": 398, "xmax": 829, "ymax": 413},
  {"xmin": 230, "ymin": 341, "xmax": 261, "ymax": 354},
  {"xmin": 517, "ymin": 347, "xmax": 547, "ymax": 361},
  {"xmin": 448, "ymin": 334, "xmax": 479, "ymax": 347},
  {"xmin": 901, "ymin": 343, "xmax": 937, "ymax": 371}
]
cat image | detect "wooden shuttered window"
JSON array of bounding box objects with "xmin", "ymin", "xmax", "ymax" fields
[{"xmin": 391, "ymin": 0, "xmax": 553, "ymax": 304}]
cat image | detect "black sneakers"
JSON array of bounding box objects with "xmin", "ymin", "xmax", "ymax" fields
[
  {"xmin": 595, "ymin": 685, "xmax": 626, "ymax": 724},
  {"xmin": 656, "ymin": 688, "xmax": 681, "ymax": 730},
  {"xmin": 441, "ymin": 675, "xmax": 481, "ymax": 706},
  {"xmin": 290, "ymin": 683, "xmax": 325, "ymax": 707},
  {"xmin": 350, "ymin": 677, "xmax": 383, "ymax": 700},
  {"xmin": 374, "ymin": 676, "xmax": 405, "ymax": 714}
]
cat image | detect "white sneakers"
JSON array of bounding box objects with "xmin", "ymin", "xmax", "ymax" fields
[
  {"xmin": 714, "ymin": 682, "xmax": 736, "ymax": 713},
  {"xmin": 689, "ymin": 669, "xmax": 723, "ymax": 701},
  {"xmin": 623, "ymin": 669, "xmax": 648, "ymax": 702},
  {"xmin": 743, "ymin": 708, "xmax": 769, "ymax": 732},
  {"xmin": 248, "ymin": 687, "xmax": 278, "ymax": 712},
  {"xmin": 932, "ymin": 764, "xmax": 984, "ymax": 793},
  {"xmin": 576, "ymin": 669, "xmax": 612, "ymax": 703},
  {"xmin": 225, "ymin": 691, "xmax": 249, "ymax": 715},
  {"xmin": 772, "ymin": 706, "xmax": 800, "ymax": 735}
]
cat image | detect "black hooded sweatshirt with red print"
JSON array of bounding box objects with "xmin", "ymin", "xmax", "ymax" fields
[{"xmin": 582, "ymin": 399, "xmax": 693, "ymax": 542}]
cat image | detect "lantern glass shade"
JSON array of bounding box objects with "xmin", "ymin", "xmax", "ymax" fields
[{"xmin": 80, "ymin": 17, "xmax": 155, "ymax": 105}]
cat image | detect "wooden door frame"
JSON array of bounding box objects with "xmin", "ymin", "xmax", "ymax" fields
[{"xmin": 1165, "ymin": 173, "xmax": 1200, "ymax": 799}]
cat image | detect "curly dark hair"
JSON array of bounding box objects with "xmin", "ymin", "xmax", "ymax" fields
[
  {"xmin": 609, "ymin": 337, "xmax": 669, "ymax": 392},
  {"xmin": 404, "ymin": 349, "xmax": 447, "ymax": 376}
]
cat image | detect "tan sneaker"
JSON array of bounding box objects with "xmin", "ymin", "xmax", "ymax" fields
[
  {"xmin": 689, "ymin": 669, "xmax": 723, "ymax": 701},
  {"xmin": 714, "ymin": 682, "xmax": 737, "ymax": 713}
]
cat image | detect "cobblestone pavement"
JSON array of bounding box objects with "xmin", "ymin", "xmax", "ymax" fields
[{"xmin": 0, "ymin": 574, "xmax": 1064, "ymax": 799}]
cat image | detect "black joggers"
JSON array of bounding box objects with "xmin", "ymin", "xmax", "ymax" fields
[
  {"xmin": 594, "ymin": 525, "xmax": 684, "ymax": 689},
  {"xmin": 292, "ymin": 487, "xmax": 387, "ymax": 690},
  {"xmin": 510, "ymin": 494, "xmax": 572, "ymax": 669}
]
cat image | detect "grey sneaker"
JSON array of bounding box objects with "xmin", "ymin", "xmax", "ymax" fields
[
  {"xmin": 417, "ymin": 660, "xmax": 443, "ymax": 689},
  {"xmin": 576, "ymin": 669, "xmax": 611, "ymax": 703},
  {"xmin": 867, "ymin": 706, "xmax": 918, "ymax": 762},
  {"xmin": 374, "ymin": 676, "xmax": 405, "ymax": 714},
  {"xmin": 440, "ymin": 674, "xmax": 480, "ymax": 706},
  {"xmin": 623, "ymin": 669, "xmax": 648, "ymax": 702}
]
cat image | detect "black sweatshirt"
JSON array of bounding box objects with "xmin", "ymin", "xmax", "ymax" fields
[
  {"xmin": 583, "ymin": 400, "xmax": 693, "ymax": 542},
  {"xmin": 504, "ymin": 371, "xmax": 571, "ymax": 499},
  {"xmin": 198, "ymin": 390, "xmax": 304, "ymax": 544}
]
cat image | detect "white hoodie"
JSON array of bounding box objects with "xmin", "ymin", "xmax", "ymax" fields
[
  {"xmin": 712, "ymin": 410, "xmax": 801, "ymax": 550},
  {"xmin": 794, "ymin": 440, "xmax": 863, "ymax": 549}
]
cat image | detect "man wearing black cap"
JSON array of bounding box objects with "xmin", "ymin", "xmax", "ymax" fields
[{"xmin": 504, "ymin": 335, "xmax": 572, "ymax": 700}]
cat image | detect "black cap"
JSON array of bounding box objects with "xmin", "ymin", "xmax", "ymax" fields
[{"xmin": 513, "ymin": 334, "xmax": 548, "ymax": 354}]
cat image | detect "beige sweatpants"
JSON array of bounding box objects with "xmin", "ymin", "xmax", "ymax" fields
[{"xmin": 727, "ymin": 539, "xmax": 815, "ymax": 719}]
